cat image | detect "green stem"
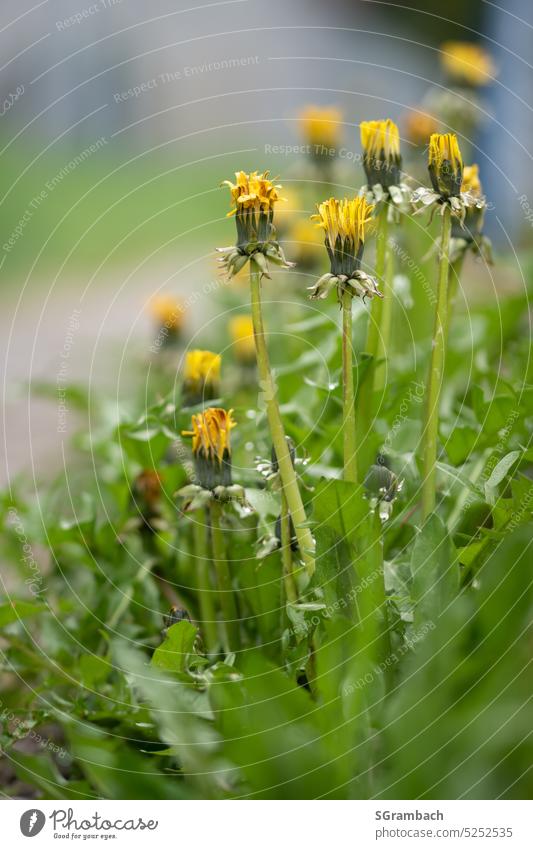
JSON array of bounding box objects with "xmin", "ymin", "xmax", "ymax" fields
[
  {"xmin": 374, "ymin": 241, "xmax": 394, "ymax": 391},
  {"xmin": 280, "ymin": 490, "xmax": 298, "ymax": 607},
  {"xmin": 341, "ymin": 288, "xmax": 358, "ymax": 483},
  {"xmin": 193, "ymin": 509, "xmax": 219, "ymax": 654},
  {"xmin": 250, "ymin": 267, "xmax": 316, "ymax": 576},
  {"xmin": 209, "ymin": 500, "xmax": 240, "ymax": 653},
  {"xmin": 422, "ymin": 205, "xmax": 452, "ymax": 521},
  {"xmin": 444, "ymin": 253, "xmax": 465, "ymax": 343},
  {"xmin": 360, "ymin": 203, "xmax": 389, "ymax": 437}
]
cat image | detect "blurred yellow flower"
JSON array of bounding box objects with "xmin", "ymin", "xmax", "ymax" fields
[
  {"xmin": 149, "ymin": 294, "xmax": 185, "ymax": 330},
  {"xmin": 461, "ymin": 164, "xmax": 482, "ymax": 196},
  {"xmin": 441, "ymin": 41, "xmax": 496, "ymax": 87},
  {"xmin": 298, "ymin": 106, "xmax": 342, "ymax": 149},
  {"xmin": 229, "ymin": 316, "xmax": 255, "ymax": 363},
  {"xmin": 183, "ymin": 350, "xmax": 221, "ymax": 403},
  {"xmin": 288, "ymin": 219, "xmax": 323, "ymax": 267},
  {"xmin": 404, "ymin": 110, "xmax": 439, "ymax": 146}
]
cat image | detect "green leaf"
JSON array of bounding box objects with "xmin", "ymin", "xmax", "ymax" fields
[
  {"xmin": 484, "ymin": 450, "xmax": 520, "ymax": 503},
  {"xmin": 411, "ymin": 514, "xmax": 458, "ymax": 628},
  {"xmin": 151, "ymin": 620, "xmax": 198, "ymax": 672},
  {"xmin": 79, "ymin": 653, "xmax": 111, "ymax": 687},
  {"xmin": 0, "ymin": 599, "xmax": 46, "ymax": 627}
]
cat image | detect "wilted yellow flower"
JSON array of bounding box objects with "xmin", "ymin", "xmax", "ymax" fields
[
  {"xmin": 182, "ymin": 407, "xmax": 236, "ymax": 488},
  {"xmin": 360, "ymin": 119, "xmax": 401, "ymax": 189},
  {"xmin": 428, "ymin": 132, "xmax": 463, "ymax": 198},
  {"xmin": 461, "ymin": 164, "xmax": 482, "ymax": 196},
  {"xmin": 149, "ymin": 295, "xmax": 185, "ymax": 331},
  {"xmin": 404, "ymin": 110, "xmax": 438, "ymax": 146},
  {"xmin": 223, "ymin": 170, "xmax": 285, "ymax": 218},
  {"xmin": 298, "ymin": 106, "xmax": 342, "ymax": 149},
  {"xmin": 441, "ymin": 41, "xmax": 495, "ymax": 87},
  {"xmin": 229, "ymin": 316, "xmax": 255, "ymax": 364},
  {"xmin": 309, "ymin": 197, "xmax": 381, "ymax": 300},
  {"xmin": 182, "ymin": 350, "xmax": 221, "ymax": 404}
]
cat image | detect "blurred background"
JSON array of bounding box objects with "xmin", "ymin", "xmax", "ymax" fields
[{"xmin": 1, "ymin": 0, "xmax": 532, "ymax": 484}]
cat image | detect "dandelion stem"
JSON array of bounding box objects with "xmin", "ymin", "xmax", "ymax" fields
[
  {"xmin": 250, "ymin": 267, "xmax": 315, "ymax": 576},
  {"xmin": 193, "ymin": 509, "xmax": 219, "ymax": 654},
  {"xmin": 341, "ymin": 288, "xmax": 358, "ymax": 483},
  {"xmin": 375, "ymin": 241, "xmax": 394, "ymax": 390},
  {"xmin": 209, "ymin": 500, "xmax": 240, "ymax": 652},
  {"xmin": 444, "ymin": 253, "xmax": 465, "ymax": 342},
  {"xmin": 280, "ymin": 490, "xmax": 298, "ymax": 605},
  {"xmin": 360, "ymin": 202, "xmax": 389, "ymax": 433},
  {"xmin": 422, "ymin": 204, "xmax": 452, "ymax": 520}
]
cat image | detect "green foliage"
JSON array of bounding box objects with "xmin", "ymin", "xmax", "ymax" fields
[{"xmin": 1, "ymin": 177, "xmax": 531, "ymax": 802}]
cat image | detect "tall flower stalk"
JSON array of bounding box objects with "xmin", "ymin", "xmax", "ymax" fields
[
  {"xmin": 192, "ymin": 509, "xmax": 218, "ymax": 654},
  {"xmin": 359, "ymin": 120, "xmax": 405, "ymax": 410},
  {"xmin": 220, "ymin": 171, "xmax": 316, "ymax": 576},
  {"xmin": 309, "ymin": 196, "xmax": 381, "ymax": 483},
  {"xmin": 445, "ymin": 164, "xmax": 491, "ymax": 341},
  {"xmin": 182, "ymin": 407, "xmax": 241, "ymax": 650},
  {"xmin": 418, "ymin": 133, "xmax": 464, "ymax": 519}
]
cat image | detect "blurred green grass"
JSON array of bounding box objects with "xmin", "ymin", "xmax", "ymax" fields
[{"xmin": 0, "ymin": 147, "xmax": 250, "ymax": 282}]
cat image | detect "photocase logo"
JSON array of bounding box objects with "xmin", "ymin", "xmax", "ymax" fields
[{"xmin": 20, "ymin": 809, "xmax": 46, "ymax": 837}]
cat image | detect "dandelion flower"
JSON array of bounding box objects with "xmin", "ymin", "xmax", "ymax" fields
[
  {"xmin": 309, "ymin": 197, "xmax": 381, "ymax": 300},
  {"xmin": 182, "ymin": 350, "xmax": 221, "ymax": 405},
  {"xmin": 298, "ymin": 105, "xmax": 342, "ymax": 149},
  {"xmin": 441, "ymin": 41, "xmax": 496, "ymax": 87},
  {"xmin": 229, "ymin": 316, "xmax": 255, "ymax": 364},
  {"xmin": 182, "ymin": 407, "xmax": 236, "ymax": 490}
]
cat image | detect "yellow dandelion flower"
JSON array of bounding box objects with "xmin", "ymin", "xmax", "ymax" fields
[
  {"xmin": 441, "ymin": 41, "xmax": 496, "ymax": 87},
  {"xmin": 222, "ymin": 170, "xmax": 285, "ymax": 218},
  {"xmin": 229, "ymin": 316, "xmax": 255, "ymax": 364},
  {"xmin": 360, "ymin": 119, "xmax": 402, "ymax": 189},
  {"xmin": 404, "ymin": 110, "xmax": 439, "ymax": 146},
  {"xmin": 312, "ymin": 196, "xmax": 374, "ymax": 251},
  {"xmin": 182, "ymin": 407, "xmax": 236, "ymax": 488},
  {"xmin": 149, "ymin": 294, "xmax": 185, "ymax": 331},
  {"xmin": 182, "ymin": 350, "xmax": 221, "ymax": 404},
  {"xmin": 461, "ymin": 164, "xmax": 482, "ymax": 196},
  {"xmin": 428, "ymin": 132, "xmax": 463, "ymax": 197},
  {"xmin": 298, "ymin": 105, "xmax": 342, "ymax": 149},
  {"xmin": 288, "ymin": 219, "xmax": 323, "ymax": 268},
  {"xmin": 309, "ymin": 197, "xmax": 378, "ymax": 296}
]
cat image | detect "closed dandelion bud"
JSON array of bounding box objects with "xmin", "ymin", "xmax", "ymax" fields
[
  {"xmin": 360, "ymin": 119, "xmax": 402, "ymax": 190},
  {"xmin": 428, "ymin": 133, "xmax": 463, "ymax": 198},
  {"xmin": 229, "ymin": 315, "xmax": 255, "ymax": 365},
  {"xmin": 309, "ymin": 197, "xmax": 382, "ymax": 301},
  {"xmin": 441, "ymin": 41, "xmax": 496, "ymax": 88},
  {"xmin": 182, "ymin": 350, "xmax": 221, "ymax": 406},
  {"xmin": 182, "ymin": 407, "xmax": 236, "ymax": 490}
]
